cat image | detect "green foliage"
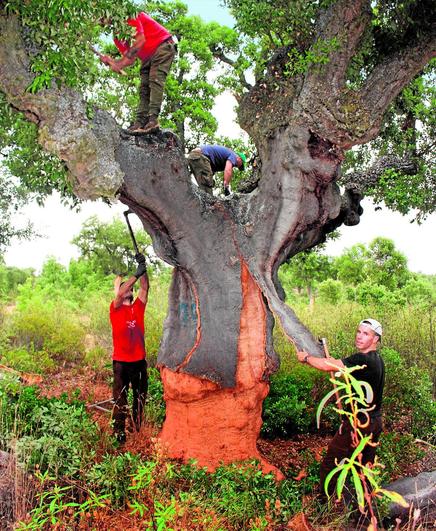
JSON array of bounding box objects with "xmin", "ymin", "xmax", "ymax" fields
[
  {"xmin": 377, "ymin": 432, "xmax": 425, "ymax": 482},
  {"xmin": 16, "ymin": 484, "xmax": 108, "ymax": 530},
  {"xmin": 382, "ymin": 347, "xmax": 436, "ymax": 440},
  {"xmin": 144, "ymin": 367, "xmax": 165, "ymax": 426},
  {"xmin": 0, "ymin": 383, "xmax": 100, "ymax": 478},
  {"xmin": 280, "ymin": 248, "xmax": 333, "ymax": 299},
  {"xmin": 318, "ymin": 279, "xmax": 345, "ymax": 304},
  {"xmin": 1, "ymin": 346, "xmax": 55, "ymax": 374},
  {"xmin": 261, "ymin": 370, "xmax": 317, "ymax": 437},
  {"xmin": 0, "ymin": 86, "xmax": 77, "ymax": 237},
  {"xmin": 5, "ymin": 0, "xmax": 136, "ymax": 90},
  {"xmin": 71, "ymin": 215, "xmax": 157, "ymax": 276},
  {"xmin": 0, "ymin": 261, "xmax": 34, "ymax": 299},
  {"xmin": 86, "ymin": 452, "xmax": 142, "ymax": 507},
  {"xmin": 9, "ymin": 293, "xmax": 86, "ymax": 363}
]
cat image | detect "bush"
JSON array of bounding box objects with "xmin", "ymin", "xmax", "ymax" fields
[
  {"xmin": 382, "ymin": 347, "xmax": 435, "ymax": 440},
  {"xmin": 1, "ymin": 384, "xmax": 100, "ymax": 478},
  {"xmin": 9, "ymin": 298, "xmax": 85, "ymax": 363},
  {"xmin": 1, "ymin": 346, "xmax": 55, "ymax": 374},
  {"xmin": 378, "ymin": 433, "xmax": 425, "ymax": 482},
  {"xmin": 86, "ymin": 452, "xmax": 142, "ymax": 507},
  {"xmin": 261, "ymin": 369, "xmax": 318, "ymax": 437},
  {"xmin": 318, "ymin": 279, "xmax": 345, "ymax": 304}
]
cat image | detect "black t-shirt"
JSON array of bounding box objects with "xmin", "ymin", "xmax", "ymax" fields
[{"xmin": 342, "ymin": 351, "xmax": 385, "ymax": 415}]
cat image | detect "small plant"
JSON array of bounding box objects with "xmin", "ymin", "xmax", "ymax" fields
[
  {"xmin": 144, "ymin": 367, "xmax": 166, "ymax": 426},
  {"xmin": 317, "ymin": 364, "xmax": 409, "ymax": 527}
]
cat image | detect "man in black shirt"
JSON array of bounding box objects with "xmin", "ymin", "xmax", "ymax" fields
[{"xmin": 297, "ymin": 318, "xmax": 385, "ymax": 496}]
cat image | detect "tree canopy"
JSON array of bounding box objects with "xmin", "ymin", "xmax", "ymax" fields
[{"xmin": 0, "ymin": 0, "xmax": 434, "ymax": 244}]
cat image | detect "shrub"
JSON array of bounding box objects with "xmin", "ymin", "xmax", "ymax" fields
[
  {"xmin": 378, "ymin": 433, "xmax": 425, "ymax": 482},
  {"xmin": 318, "ymin": 279, "xmax": 345, "ymax": 304},
  {"xmin": 1, "ymin": 346, "xmax": 55, "ymax": 374},
  {"xmin": 9, "ymin": 298, "xmax": 85, "ymax": 363},
  {"xmin": 1, "ymin": 384, "xmax": 99, "ymax": 478},
  {"xmin": 382, "ymin": 347, "xmax": 435, "ymax": 439},
  {"xmin": 261, "ymin": 369, "xmax": 318, "ymax": 437},
  {"xmin": 86, "ymin": 452, "xmax": 142, "ymax": 507}
]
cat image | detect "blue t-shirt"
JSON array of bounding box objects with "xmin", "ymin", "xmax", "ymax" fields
[{"xmin": 200, "ymin": 145, "xmax": 238, "ymax": 173}]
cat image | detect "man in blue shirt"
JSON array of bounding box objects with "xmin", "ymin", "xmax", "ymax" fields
[{"xmin": 187, "ymin": 144, "xmax": 246, "ymax": 196}]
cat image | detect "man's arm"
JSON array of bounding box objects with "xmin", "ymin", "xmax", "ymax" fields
[
  {"xmin": 113, "ymin": 276, "xmax": 137, "ymax": 308},
  {"xmin": 223, "ymin": 159, "xmax": 234, "ymax": 187},
  {"xmin": 101, "ymin": 33, "xmax": 146, "ymax": 72},
  {"xmin": 296, "ymin": 351, "xmax": 345, "ymax": 372},
  {"xmin": 138, "ymin": 270, "xmax": 149, "ymax": 305}
]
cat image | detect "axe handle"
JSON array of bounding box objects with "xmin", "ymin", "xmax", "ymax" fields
[
  {"xmin": 124, "ymin": 211, "xmax": 140, "ymax": 255},
  {"xmin": 89, "ymin": 45, "xmax": 127, "ymax": 76},
  {"xmin": 321, "ymin": 338, "xmax": 343, "ymax": 411}
]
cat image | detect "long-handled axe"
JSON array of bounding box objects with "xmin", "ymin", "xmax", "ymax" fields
[
  {"xmin": 89, "ymin": 44, "xmax": 127, "ymax": 76},
  {"xmin": 123, "ymin": 210, "xmax": 140, "ymax": 255}
]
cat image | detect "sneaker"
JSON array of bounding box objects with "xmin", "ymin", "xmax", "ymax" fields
[{"xmin": 141, "ymin": 115, "xmax": 159, "ymax": 134}]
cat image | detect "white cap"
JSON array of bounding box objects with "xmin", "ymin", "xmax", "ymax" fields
[{"xmin": 359, "ymin": 318, "xmax": 382, "ymax": 336}]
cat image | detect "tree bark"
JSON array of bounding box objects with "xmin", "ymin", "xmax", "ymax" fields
[{"xmin": 1, "ymin": 3, "xmax": 434, "ymax": 474}]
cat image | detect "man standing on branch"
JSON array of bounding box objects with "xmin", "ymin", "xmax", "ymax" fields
[
  {"xmin": 110, "ymin": 254, "xmax": 149, "ymax": 444},
  {"xmin": 187, "ymin": 144, "xmax": 246, "ymax": 196},
  {"xmin": 296, "ymin": 319, "xmax": 385, "ymax": 497},
  {"xmin": 101, "ymin": 12, "xmax": 176, "ymax": 134}
]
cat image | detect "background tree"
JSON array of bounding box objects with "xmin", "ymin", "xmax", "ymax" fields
[
  {"xmin": 1, "ymin": 0, "xmax": 434, "ymax": 474},
  {"xmin": 71, "ymin": 216, "xmax": 157, "ymax": 276}
]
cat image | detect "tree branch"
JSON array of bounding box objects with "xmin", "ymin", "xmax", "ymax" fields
[
  {"xmin": 341, "ymin": 154, "xmax": 418, "ymax": 194},
  {"xmin": 358, "ymin": 32, "xmax": 436, "ymax": 139},
  {"xmin": 304, "ymin": 0, "xmax": 371, "ymax": 94},
  {"xmin": 211, "ymin": 46, "xmax": 253, "ymax": 91},
  {"xmin": 0, "ymin": 14, "xmax": 123, "ymax": 199}
]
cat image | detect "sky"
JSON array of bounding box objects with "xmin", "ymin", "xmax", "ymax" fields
[{"xmin": 3, "ymin": 1, "xmax": 436, "ymax": 275}]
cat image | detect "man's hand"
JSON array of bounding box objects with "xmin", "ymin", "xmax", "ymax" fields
[
  {"xmin": 297, "ymin": 351, "xmax": 309, "ymax": 363},
  {"xmin": 99, "ymin": 54, "xmax": 111, "ymax": 65},
  {"xmin": 134, "ymin": 261, "xmax": 147, "ymax": 279},
  {"xmin": 135, "ymin": 253, "xmax": 146, "ymax": 264}
]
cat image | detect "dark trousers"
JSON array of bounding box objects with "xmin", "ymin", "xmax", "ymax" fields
[
  {"xmin": 137, "ymin": 39, "xmax": 176, "ymax": 122},
  {"xmin": 112, "ymin": 360, "xmax": 148, "ymax": 436},
  {"xmin": 320, "ymin": 416, "xmax": 383, "ymax": 497}
]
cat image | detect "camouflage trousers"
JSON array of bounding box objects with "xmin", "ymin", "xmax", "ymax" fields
[
  {"xmin": 187, "ymin": 149, "xmax": 214, "ymax": 194},
  {"xmin": 137, "ymin": 39, "xmax": 176, "ymax": 123}
]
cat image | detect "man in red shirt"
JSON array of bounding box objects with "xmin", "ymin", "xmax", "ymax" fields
[
  {"xmin": 102, "ymin": 12, "xmax": 176, "ymax": 134},
  {"xmin": 110, "ymin": 254, "xmax": 149, "ymax": 444}
]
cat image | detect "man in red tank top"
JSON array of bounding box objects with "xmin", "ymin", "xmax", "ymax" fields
[
  {"xmin": 110, "ymin": 254, "xmax": 149, "ymax": 444},
  {"xmin": 101, "ymin": 12, "xmax": 176, "ymax": 134}
]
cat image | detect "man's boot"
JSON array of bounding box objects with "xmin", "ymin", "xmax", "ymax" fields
[
  {"xmin": 127, "ymin": 117, "xmax": 150, "ymax": 134},
  {"xmin": 141, "ymin": 115, "xmax": 160, "ymax": 134}
]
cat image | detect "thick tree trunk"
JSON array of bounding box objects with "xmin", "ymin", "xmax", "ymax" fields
[{"xmin": 159, "ymin": 262, "xmax": 282, "ymax": 477}]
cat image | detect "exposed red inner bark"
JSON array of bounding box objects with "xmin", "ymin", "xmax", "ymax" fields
[{"xmin": 159, "ymin": 262, "xmax": 284, "ymax": 478}]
